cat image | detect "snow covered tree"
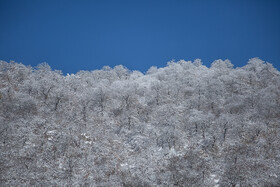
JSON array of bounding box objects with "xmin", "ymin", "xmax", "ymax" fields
[{"xmin": 1, "ymin": 58, "xmax": 279, "ymax": 186}]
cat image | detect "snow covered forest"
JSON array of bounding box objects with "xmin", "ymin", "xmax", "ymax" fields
[{"xmin": 0, "ymin": 58, "xmax": 280, "ymax": 186}]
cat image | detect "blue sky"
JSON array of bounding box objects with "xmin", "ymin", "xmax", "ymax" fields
[{"xmin": 0, "ymin": 0, "xmax": 279, "ymax": 74}]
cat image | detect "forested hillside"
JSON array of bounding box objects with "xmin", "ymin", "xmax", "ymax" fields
[{"xmin": 0, "ymin": 58, "xmax": 280, "ymax": 186}]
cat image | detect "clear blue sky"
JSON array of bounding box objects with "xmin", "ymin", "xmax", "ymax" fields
[{"xmin": 0, "ymin": 0, "xmax": 279, "ymax": 74}]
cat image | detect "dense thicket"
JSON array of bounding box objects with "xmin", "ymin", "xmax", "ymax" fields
[{"xmin": 0, "ymin": 58, "xmax": 280, "ymax": 186}]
